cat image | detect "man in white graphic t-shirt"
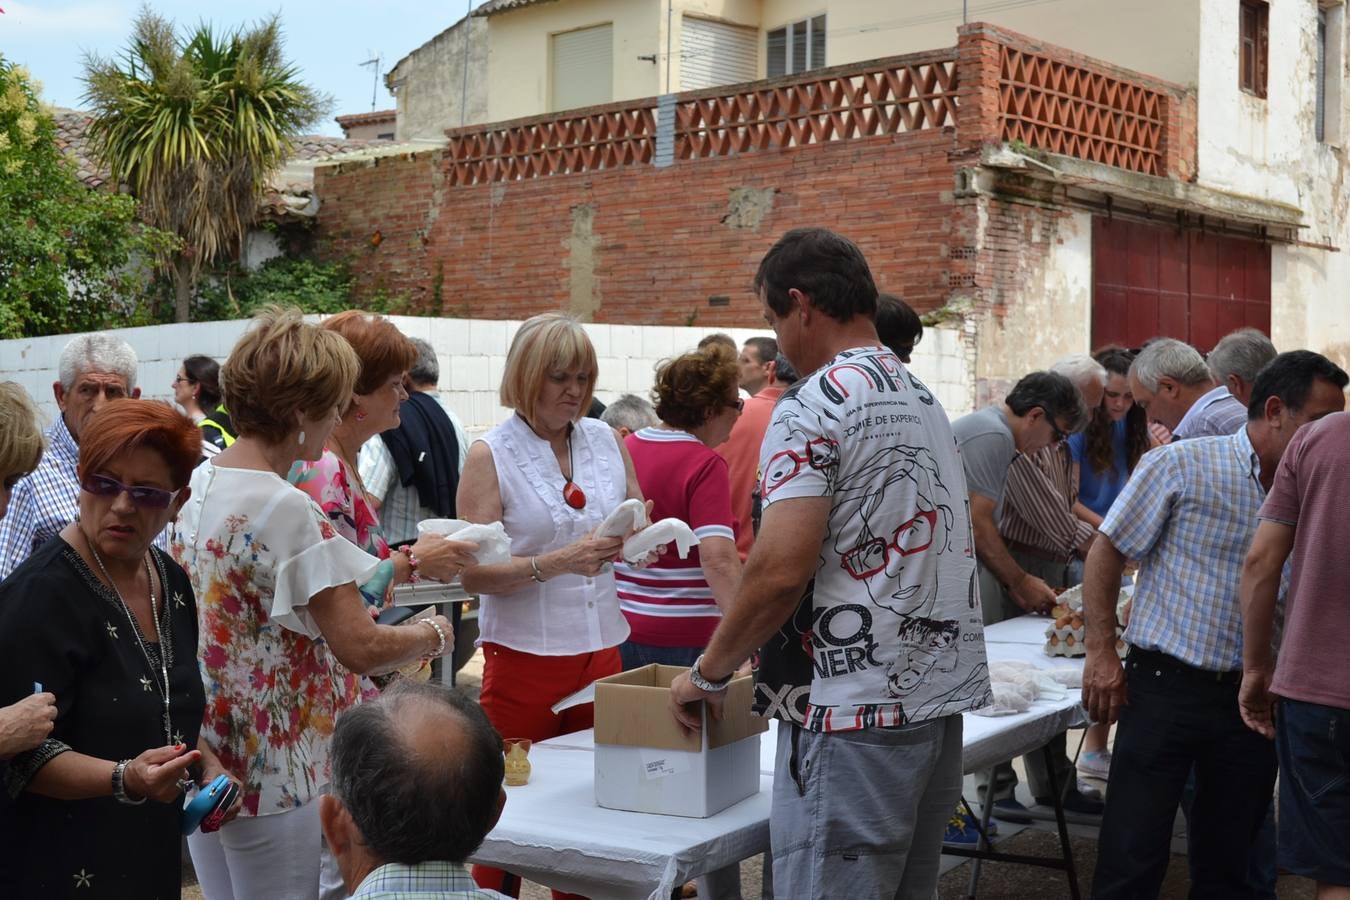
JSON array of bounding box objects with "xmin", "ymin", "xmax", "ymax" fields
[{"xmin": 670, "ymin": 228, "xmax": 991, "ymax": 898}]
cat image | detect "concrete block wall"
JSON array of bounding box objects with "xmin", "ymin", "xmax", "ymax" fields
[{"xmin": 0, "ymin": 317, "xmax": 973, "ymax": 436}]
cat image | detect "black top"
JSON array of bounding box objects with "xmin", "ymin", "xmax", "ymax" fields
[
  {"xmin": 0, "ymin": 537, "xmax": 205, "ymax": 899},
  {"xmin": 380, "ymin": 391, "xmax": 461, "ymax": 519}
]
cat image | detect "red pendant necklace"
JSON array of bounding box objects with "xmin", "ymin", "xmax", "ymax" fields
[{"xmin": 561, "ymin": 427, "xmax": 586, "ymax": 509}]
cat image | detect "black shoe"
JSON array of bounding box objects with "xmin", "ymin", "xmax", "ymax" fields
[{"xmin": 1039, "ymin": 786, "xmax": 1104, "ymax": 815}]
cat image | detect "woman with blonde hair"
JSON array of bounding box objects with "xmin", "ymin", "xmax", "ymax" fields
[
  {"xmin": 172, "ymin": 308, "xmax": 454, "ymax": 900},
  {"xmin": 459, "ymin": 313, "xmax": 650, "ymax": 899}
]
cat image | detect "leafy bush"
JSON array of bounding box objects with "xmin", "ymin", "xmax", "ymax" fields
[{"xmin": 192, "ymin": 256, "xmax": 407, "ymax": 321}]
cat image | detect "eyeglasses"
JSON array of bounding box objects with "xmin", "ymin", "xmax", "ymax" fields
[
  {"xmin": 727, "ymin": 398, "xmax": 745, "ymax": 413},
  {"xmin": 81, "ymin": 474, "xmax": 180, "ymax": 510},
  {"xmin": 172, "ymin": 376, "xmax": 190, "ymax": 386},
  {"xmin": 1038, "ymin": 408, "xmax": 1069, "ymax": 443}
]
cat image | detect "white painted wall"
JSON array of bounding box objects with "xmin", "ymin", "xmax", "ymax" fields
[
  {"xmin": 0, "ymin": 316, "xmax": 974, "ymax": 436},
  {"xmin": 1193, "ymin": 0, "xmax": 1350, "ymax": 370}
]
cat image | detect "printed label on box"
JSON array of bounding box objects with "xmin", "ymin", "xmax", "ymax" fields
[{"xmin": 639, "ymin": 750, "xmax": 691, "ymax": 780}]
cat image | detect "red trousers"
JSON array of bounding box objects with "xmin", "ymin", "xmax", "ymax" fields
[{"xmin": 472, "ymin": 642, "xmax": 622, "ymax": 900}]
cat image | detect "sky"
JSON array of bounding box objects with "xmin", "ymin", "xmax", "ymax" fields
[{"xmin": 0, "ymin": 1, "xmax": 492, "ymax": 136}]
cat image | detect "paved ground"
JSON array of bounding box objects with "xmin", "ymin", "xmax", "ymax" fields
[{"xmin": 185, "ymin": 649, "xmax": 1314, "ymax": 899}]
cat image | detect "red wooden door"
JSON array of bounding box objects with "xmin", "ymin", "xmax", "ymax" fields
[{"xmin": 1091, "ymin": 217, "xmax": 1270, "ymax": 352}]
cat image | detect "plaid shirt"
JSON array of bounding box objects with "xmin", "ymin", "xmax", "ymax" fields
[
  {"xmin": 1100, "ymin": 426, "xmax": 1266, "ymax": 671},
  {"xmin": 0, "ymin": 414, "xmax": 80, "ymax": 579},
  {"xmin": 1172, "ymin": 385, "xmax": 1248, "ymax": 440},
  {"xmin": 352, "ymin": 860, "xmax": 507, "ymax": 899}
]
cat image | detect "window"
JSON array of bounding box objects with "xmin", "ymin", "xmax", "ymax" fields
[
  {"xmin": 551, "ymin": 24, "xmax": 613, "ymax": 112},
  {"xmin": 767, "ymin": 14, "xmax": 826, "ymax": 78},
  {"xmin": 682, "ymin": 16, "xmax": 758, "ymax": 90},
  {"xmin": 1317, "ymin": 2, "xmax": 1345, "ymax": 143},
  {"xmin": 1239, "ymin": 0, "xmax": 1268, "ymax": 98}
]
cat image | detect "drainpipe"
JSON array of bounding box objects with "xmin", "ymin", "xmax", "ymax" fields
[
  {"xmin": 459, "ymin": 0, "xmax": 472, "ymax": 126},
  {"xmin": 666, "ymin": 0, "xmax": 673, "ymax": 93}
]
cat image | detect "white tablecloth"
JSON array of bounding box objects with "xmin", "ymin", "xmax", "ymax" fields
[{"xmin": 470, "ymin": 616, "xmax": 1087, "ymax": 900}]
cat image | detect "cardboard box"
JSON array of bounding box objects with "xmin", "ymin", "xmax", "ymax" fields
[{"xmin": 592, "ymin": 664, "xmax": 769, "ymax": 818}]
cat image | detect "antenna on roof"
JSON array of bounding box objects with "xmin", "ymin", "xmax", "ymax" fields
[{"xmin": 358, "ymin": 52, "xmax": 383, "ymax": 112}]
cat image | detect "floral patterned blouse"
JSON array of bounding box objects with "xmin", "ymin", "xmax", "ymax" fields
[
  {"xmin": 289, "ymin": 449, "xmax": 390, "ymax": 563},
  {"xmin": 172, "ymin": 462, "xmax": 380, "ymax": 817}
]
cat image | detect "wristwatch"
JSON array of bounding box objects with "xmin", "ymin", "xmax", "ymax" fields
[
  {"xmin": 689, "ymin": 654, "xmax": 733, "ymax": 693},
  {"xmin": 112, "ymin": 759, "xmax": 146, "ymax": 805}
]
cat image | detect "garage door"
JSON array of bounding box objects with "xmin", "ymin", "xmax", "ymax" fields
[
  {"xmin": 1091, "ymin": 217, "xmax": 1271, "ymax": 352},
  {"xmin": 682, "ymin": 16, "xmax": 758, "ymax": 91}
]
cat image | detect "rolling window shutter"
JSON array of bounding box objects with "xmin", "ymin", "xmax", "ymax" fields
[
  {"xmin": 682, "ymin": 17, "xmax": 758, "ymax": 90},
  {"xmin": 552, "ymin": 24, "xmax": 613, "ymax": 111}
]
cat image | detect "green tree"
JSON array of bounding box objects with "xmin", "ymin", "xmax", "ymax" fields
[
  {"xmin": 0, "ymin": 58, "xmax": 170, "ymax": 338},
  {"xmin": 82, "ymin": 10, "xmax": 328, "ymax": 322}
]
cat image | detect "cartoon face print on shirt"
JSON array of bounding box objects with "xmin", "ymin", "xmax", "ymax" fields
[{"xmin": 885, "ymin": 615, "xmax": 960, "ymax": 698}]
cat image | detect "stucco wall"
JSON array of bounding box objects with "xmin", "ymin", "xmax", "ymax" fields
[
  {"xmin": 486, "ymin": 0, "xmax": 660, "ymax": 120},
  {"xmin": 388, "ymin": 16, "xmax": 491, "ymax": 139},
  {"xmin": 1193, "ymin": 0, "xmax": 1350, "ymax": 368},
  {"xmin": 0, "ymin": 317, "xmax": 976, "ymax": 435},
  {"xmin": 483, "ymin": 0, "xmax": 1201, "ymax": 117}
]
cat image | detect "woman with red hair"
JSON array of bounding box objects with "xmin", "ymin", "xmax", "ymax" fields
[{"xmin": 0, "ymin": 399, "xmax": 214, "ymax": 896}]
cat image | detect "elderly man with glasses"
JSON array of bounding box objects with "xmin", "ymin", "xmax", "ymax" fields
[{"xmin": 0, "ymin": 333, "xmax": 141, "ymax": 579}]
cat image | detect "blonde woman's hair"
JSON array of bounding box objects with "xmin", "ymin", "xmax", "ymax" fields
[
  {"xmin": 499, "ymin": 313, "xmax": 598, "ymax": 424},
  {"xmin": 0, "ymin": 382, "xmax": 45, "ymax": 481},
  {"xmin": 222, "ymin": 307, "xmax": 361, "ymax": 444}
]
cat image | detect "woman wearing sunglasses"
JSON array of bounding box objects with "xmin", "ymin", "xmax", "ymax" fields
[
  {"xmin": 0, "ymin": 399, "xmax": 213, "ymax": 897},
  {"xmin": 613, "ymin": 342, "xmax": 744, "ymax": 671},
  {"xmin": 457, "ymin": 313, "xmax": 650, "ymax": 899}
]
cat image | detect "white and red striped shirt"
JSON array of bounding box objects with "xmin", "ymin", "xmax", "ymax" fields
[{"xmin": 615, "ymin": 428, "xmax": 736, "ymax": 647}]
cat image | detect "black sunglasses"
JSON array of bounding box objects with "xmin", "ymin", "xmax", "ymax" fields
[{"xmin": 81, "ymin": 474, "xmax": 179, "ymax": 510}]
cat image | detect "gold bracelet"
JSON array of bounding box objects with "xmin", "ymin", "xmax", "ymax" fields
[{"xmin": 529, "ymin": 556, "xmax": 546, "ymax": 583}]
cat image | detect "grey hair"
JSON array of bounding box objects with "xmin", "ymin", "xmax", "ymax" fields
[
  {"xmin": 1050, "ymin": 354, "xmax": 1107, "ymax": 393},
  {"xmin": 58, "ymin": 333, "xmax": 138, "ymax": 391},
  {"xmin": 407, "ymin": 338, "xmax": 439, "ymax": 386},
  {"xmin": 1129, "ymin": 338, "xmax": 1211, "ymax": 392},
  {"xmin": 329, "ymin": 680, "xmax": 503, "ymax": 866},
  {"xmin": 600, "ymin": 393, "xmax": 658, "ymax": 433},
  {"xmin": 1207, "ymin": 328, "xmax": 1276, "ymax": 385}
]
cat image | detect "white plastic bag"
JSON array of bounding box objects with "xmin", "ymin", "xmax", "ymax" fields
[
  {"xmin": 972, "ymin": 682, "xmax": 1033, "ymax": 717},
  {"xmin": 416, "ymin": 518, "xmax": 513, "ymax": 566}
]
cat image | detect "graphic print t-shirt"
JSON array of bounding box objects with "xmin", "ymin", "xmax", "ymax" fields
[{"xmin": 753, "ymin": 346, "xmax": 991, "ymax": 732}]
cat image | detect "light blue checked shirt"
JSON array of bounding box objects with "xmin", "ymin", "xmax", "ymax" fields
[
  {"xmin": 352, "ymin": 860, "xmax": 507, "ymax": 899},
  {"xmin": 0, "ymin": 414, "xmax": 80, "ymax": 580},
  {"xmin": 1171, "ymin": 385, "xmax": 1248, "ymax": 440},
  {"xmin": 1101, "ymin": 425, "xmax": 1265, "ymax": 671}
]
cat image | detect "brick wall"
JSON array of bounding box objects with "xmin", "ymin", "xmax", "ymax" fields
[{"xmin": 315, "ymin": 128, "xmax": 968, "ymax": 328}]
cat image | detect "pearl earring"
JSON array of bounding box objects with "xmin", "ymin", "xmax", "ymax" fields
[{"xmin": 298, "ymin": 430, "xmax": 306, "ymax": 446}]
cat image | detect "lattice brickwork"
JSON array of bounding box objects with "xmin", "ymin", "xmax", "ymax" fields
[
  {"xmin": 447, "ymin": 106, "xmax": 658, "ymax": 186},
  {"xmin": 998, "ymin": 46, "xmax": 1166, "ymax": 176},
  {"xmin": 675, "ymin": 57, "xmax": 958, "ymax": 159}
]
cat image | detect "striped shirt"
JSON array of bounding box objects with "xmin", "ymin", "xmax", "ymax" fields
[
  {"xmin": 1100, "ymin": 425, "xmax": 1266, "ymax": 671},
  {"xmin": 614, "ymin": 428, "xmax": 736, "ymax": 648},
  {"xmin": 1000, "ymin": 442, "xmax": 1095, "ymax": 558},
  {"xmin": 0, "ymin": 414, "xmax": 80, "ymax": 579},
  {"xmin": 1172, "ymin": 385, "xmax": 1248, "ymax": 440},
  {"xmin": 352, "ymin": 860, "xmax": 507, "ymax": 898}
]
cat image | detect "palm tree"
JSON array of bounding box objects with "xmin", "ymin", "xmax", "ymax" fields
[{"xmin": 83, "ymin": 11, "xmax": 328, "ymax": 322}]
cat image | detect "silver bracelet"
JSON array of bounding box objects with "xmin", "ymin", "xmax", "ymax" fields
[
  {"xmin": 689, "ymin": 654, "xmax": 733, "ymax": 693},
  {"xmin": 529, "ymin": 556, "xmax": 546, "ymax": 583},
  {"xmin": 112, "ymin": 759, "xmax": 145, "ymax": 805},
  {"xmin": 420, "ymin": 618, "xmax": 447, "ymax": 658}
]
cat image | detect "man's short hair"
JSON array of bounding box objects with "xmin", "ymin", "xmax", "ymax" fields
[
  {"xmin": 743, "ymin": 336, "xmax": 778, "ymax": 366},
  {"xmin": 754, "ymin": 228, "xmax": 878, "ymax": 323},
  {"xmin": 601, "ymin": 393, "xmax": 658, "ymax": 433},
  {"xmin": 773, "ymin": 352, "xmax": 800, "ymax": 384},
  {"xmin": 874, "ymin": 294, "xmax": 923, "ymax": 356},
  {"xmin": 406, "ymin": 338, "xmax": 440, "ymax": 386},
  {"xmin": 330, "ymin": 681, "xmax": 504, "ymax": 866},
  {"xmin": 1246, "ymin": 350, "xmax": 1349, "ymax": 420},
  {"xmin": 1006, "ymin": 371, "xmax": 1089, "ymax": 433},
  {"xmin": 58, "ymin": 333, "xmax": 138, "ymax": 391},
  {"xmin": 697, "ymin": 333, "xmax": 736, "ymax": 352},
  {"xmin": 1129, "ymin": 338, "xmax": 1212, "ymax": 392},
  {"xmin": 1207, "ymin": 328, "xmax": 1277, "ymax": 385},
  {"xmin": 1050, "ymin": 354, "xmax": 1107, "ymax": 394}
]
